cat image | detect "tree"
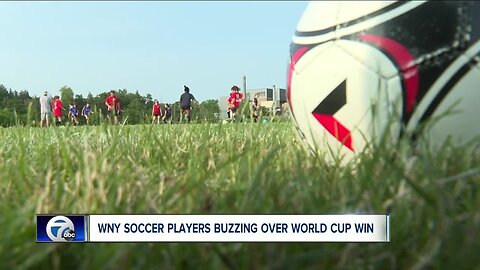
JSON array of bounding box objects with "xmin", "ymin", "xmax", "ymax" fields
[
  {"xmin": 72, "ymin": 94, "xmax": 86, "ymax": 124},
  {"xmin": 86, "ymin": 92, "xmax": 94, "ymax": 103},
  {"xmin": 123, "ymin": 98, "xmax": 146, "ymax": 124},
  {"xmin": 145, "ymin": 93, "xmax": 154, "ymax": 113},
  {"xmin": 60, "ymin": 86, "xmax": 75, "ymax": 104},
  {"xmin": 171, "ymin": 102, "xmax": 181, "ymax": 123},
  {"xmin": 199, "ymin": 99, "xmax": 220, "ymax": 123},
  {"xmin": 0, "ymin": 108, "xmax": 14, "ymax": 127}
]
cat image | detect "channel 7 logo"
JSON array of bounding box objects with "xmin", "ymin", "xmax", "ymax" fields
[{"xmin": 37, "ymin": 215, "xmax": 87, "ymax": 242}]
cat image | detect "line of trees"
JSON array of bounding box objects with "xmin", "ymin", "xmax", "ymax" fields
[{"xmin": 0, "ymin": 84, "xmax": 220, "ymax": 127}]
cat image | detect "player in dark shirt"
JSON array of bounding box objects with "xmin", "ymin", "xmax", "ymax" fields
[
  {"xmin": 68, "ymin": 102, "xmax": 79, "ymax": 126},
  {"xmin": 179, "ymin": 85, "xmax": 198, "ymax": 123},
  {"xmin": 252, "ymin": 93, "xmax": 259, "ymax": 122},
  {"xmin": 162, "ymin": 103, "xmax": 172, "ymax": 124},
  {"xmin": 82, "ymin": 103, "xmax": 92, "ymax": 125}
]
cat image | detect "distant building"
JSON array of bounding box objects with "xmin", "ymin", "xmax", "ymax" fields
[
  {"xmin": 218, "ymin": 95, "xmax": 230, "ymax": 119},
  {"xmin": 218, "ymin": 86, "xmax": 288, "ymax": 119}
]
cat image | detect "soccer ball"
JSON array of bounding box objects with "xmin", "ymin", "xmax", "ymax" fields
[{"xmin": 288, "ymin": 1, "xmax": 480, "ymax": 162}]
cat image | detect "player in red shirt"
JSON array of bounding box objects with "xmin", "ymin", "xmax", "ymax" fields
[
  {"xmin": 105, "ymin": 90, "xmax": 120, "ymax": 124},
  {"xmin": 227, "ymin": 91, "xmax": 235, "ymax": 119},
  {"xmin": 233, "ymin": 87, "xmax": 243, "ymax": 108},
  {"xmin": 228, "ymin": 85, "xmax": 244, "ymax": 120},
  {"xmin": 52, "ymin": 95, "xmax": 64, "ymax": 126},
  {"xmin": 152, "ymin": 99, "xmax": 163, "ymax": 124}
]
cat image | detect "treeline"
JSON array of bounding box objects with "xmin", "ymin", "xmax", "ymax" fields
[{"xmin": 0, "ymin": 84, "xmax": 220, "ymax": 127}]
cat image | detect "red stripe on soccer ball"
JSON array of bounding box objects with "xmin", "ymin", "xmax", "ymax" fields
[
  {"xmin": 287, "ymin": 47, "xmax": 309, "ymax": 110},
  {"xmin": 313, "ymin": 113, "xmax": 354, "ymax": 152},
  {"xmin": 358, "ymin": 34, "xmax": 419, "ymax": 113}
]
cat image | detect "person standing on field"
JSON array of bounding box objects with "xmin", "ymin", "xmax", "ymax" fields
[
  {"xmin": 152, "ymin": 99, "xmax": 162, "ymax": 124},
  {"xmin": 227, "ymin": 88, "xmax": 235, "ymax": 120},
  {"xmin": 252, "ymin": 93, "xmax": 259, "ymax": 122},
  {"xmin": 228, "ymin": 85, "xmax": 244, "ymax": 120},
  {"xmin": 39, "ymin": 91, "xmax": 52, "ymax": 127},
  {"xmin": 52, "ymin": 95, "xmax": 64, "ymax": 126},
  {"xmin": 163, "ymin": 103, "xmax": 172, "ymax": 124},
  {"xmin": 115, "ymin": 97, "xmax": 122, "ymax": 122},
  {"xmin": 105, "ymin": 90, "xmax": 120, "ymax": 124},
  {"xmin": 233, "ymin": 86, "xmax": 244, "ymax": 111},
  {"xmin": 179, "ymin": 85, "xmax": 198, "ymax": 123}
]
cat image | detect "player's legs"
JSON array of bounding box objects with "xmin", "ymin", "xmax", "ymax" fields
[
  {"xmin": 186, "ymin": 109, "xmax": 191, "ymax": 123},
  {"xmin": 111, "ymin": 110, "xmax": 119, "ymax": 124},
  {"xmin": 40, "ymin": 113, "xmax": 46, "ymax": 127},
  {"xmin": 163, "ymin": 115, "xmax": 171, "ymax": 124},
  {"xmin": 180, "ymin": 108, "xmax": 188, "ymax": 123},
  {"xmin": 45, "ymin": 113, "xmax": 50, "ymax": 127}
]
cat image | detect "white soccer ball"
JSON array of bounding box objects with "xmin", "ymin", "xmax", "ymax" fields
[{"xmin": 288, "ymin": 1, "xmax": 480, "ymax": 162}]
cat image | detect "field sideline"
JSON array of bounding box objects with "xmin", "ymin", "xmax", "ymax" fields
[{"xmin": 0, "ymin": 121, "xmax": 479, "ymax": 269}]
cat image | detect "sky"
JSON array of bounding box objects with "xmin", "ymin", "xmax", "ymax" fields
[{"xmin": 0, "ymin": 1, "xmax": 309, "ymax": 103}]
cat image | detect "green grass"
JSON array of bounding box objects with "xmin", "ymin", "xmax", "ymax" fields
[{"xmin": 0, "ymin": 121, "xmax": 479, "ymax": 269}]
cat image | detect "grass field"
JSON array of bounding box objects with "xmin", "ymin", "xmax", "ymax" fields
[{"xmin": 0, "ymin": 121, "xmax": 479, "ymax": 269}]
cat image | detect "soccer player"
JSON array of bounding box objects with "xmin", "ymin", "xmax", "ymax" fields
[
  {"xmin": 105, "ymin": 90, "xmax": 120, "ymax": 124},
  {"xmin": 227, "ymin": 89, "xmax": 235, "ymax": 120},
  {"xmin": 52, "ymin": 95, "xmax": 64, "ymax": 126},
  {"xmin": 162, "ymin": 103, "xmax": 172, "ymax": 124},
  {"xmin": 152, "ymin": 99, "xmax": 162, "ymax": 124},
  {"xmin": 81, "ymin": 103, "xmax": 92, "ymax": 125},
  {"xmin": 39, "ymin": 91, "xmax": 52, "ymax": 127},
  {"xmin": 68, "ymin": 102, "xmax": 79, "ymax": 126},
  {"xmin": 252, "ymin": 93, "xmax": 259, "ymax": 122},
  {"xmin": 179, "ymin": 85, "xmax": 198, "ymax": 123},
  {"xmin": 228, "ymin": 85, "xmax": 244, "ymax": 120}
]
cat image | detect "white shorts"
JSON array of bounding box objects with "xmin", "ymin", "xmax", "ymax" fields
[{"xmin": 41, "ymin": 112, "xmax": 51, "ymax": 121}]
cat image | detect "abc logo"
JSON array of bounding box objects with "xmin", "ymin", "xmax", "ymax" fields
[
  {"xmin": 63, "ymin": 230, "xmax": 76, "ymax": 241},
  {"xmin": 46, "ymin": 216, "xmax": 76, "ymax": 242}
]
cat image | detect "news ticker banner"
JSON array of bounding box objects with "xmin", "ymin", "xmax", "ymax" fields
[{"xmin": 37, "ymin": 214, "xmax": 390, "ymax": 243}]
